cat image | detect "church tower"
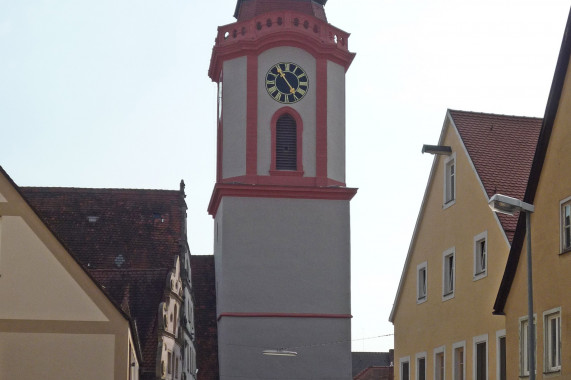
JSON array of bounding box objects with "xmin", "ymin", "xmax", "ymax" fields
[{"xmin": 208, "ymin": 1, "xmax": 356, "ymax": 378}]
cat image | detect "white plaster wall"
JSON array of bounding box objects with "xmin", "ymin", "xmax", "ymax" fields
[
  {"xmin": 216, "ymin": 197, "xmax": 351, "ymax": 314},
  {"xmin": 0, "ymin": 333, "xmax": 115, "ymax": 379},
  {"xmin": 222, "ymin": 56, "xmax": 248, "ymax": 179},
  {"xmin": 0, "ymin": 216, "xmax": 108, "ymax": 321},
  {"xmin": 257, "ymin": 47, "xmax": 317, "ymax": 176},
  {"xmin": 327, "ymin": 60, "xmax": 346, "ymax": 183},
  {"xmin": 217, "ymin": 317, "xmax": 351, "ymax": 380}
]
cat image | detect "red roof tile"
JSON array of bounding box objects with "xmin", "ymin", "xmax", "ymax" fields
[
  {"xmin": 190, "ymin": 255, "xmax": 219, "ymax": 380},
  {"xmin": 449, "ymin": 110, "xmax": 542, "ymax": 242}
]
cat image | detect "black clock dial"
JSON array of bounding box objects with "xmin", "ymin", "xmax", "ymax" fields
[{"xmin": 265, "ymin": 62, "xmax": 309, "ymax": 104}]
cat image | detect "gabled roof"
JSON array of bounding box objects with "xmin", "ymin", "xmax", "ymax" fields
[
  {"xmin": 450, "ymin": 110, "xmax": 542, "ymax": 242},
  {"xmin": 20, "ymin": 186, "xmax": 186, "ymax": 372},
  {"xmin": 389, "ymin": 109, "xmax": 542, "ymax": 322},
  {"xmin": 494, "ymin": 7, "xmax": 571, "ymax": 315},
  {"xmin": 190, "ymin": 255, "xmax": 219, "ymax": 380}
]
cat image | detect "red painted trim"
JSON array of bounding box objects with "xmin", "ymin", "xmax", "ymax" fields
[
  {"xmin": 209, "ymin": 11, "xmax": 355, "ymax": 81},
  {"xmin": 246, "ymin": 55, "xmax": 258, "ymax": 176},
  {"xmin": 270, "ymin": 106, "xmax": 304, "ymax": 174},
  {"xmin": 217, "ymin": 312, "xmax": 352, "ymax": 322},
  {"xmin": 315, "ymin": 58, "xmax": 328, "ymax": 185},
  {"xmin": 207, "ymin": 183, "xmax": 357, "ymax": 216},
  {"xmin": 222, "ymin": 175, "xmax": 345, "ymax": 187}
]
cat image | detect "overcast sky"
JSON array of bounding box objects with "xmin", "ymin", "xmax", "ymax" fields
[{"xmin": 1, "ymin": 0, "xmax": 569, "ymax": 352}]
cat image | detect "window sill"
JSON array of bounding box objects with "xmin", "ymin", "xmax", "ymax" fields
[
  {"xmin": 269, "ymin": 169, "xmax": 304, "ymax": 177},
  {"xmin": 443, "ymin": 199, "xmax": 456, "ymax": 210},
  {"xmin": 559, "ymin": 246, "xmax": 571, "ymax": 255},
  {"xmin": 473, "ymin": 271, "xmax": 487, "ymax": 281},
  {"xmin": 442, "ymin": 292, "xmax": 454, "ymax": 302},
  {"xmin": 417, "ymin": 297, "xmax": 427, "ymax": 305},
  {"xmin": 543, "ymin": 369, "xmax": 561, "ymax": 376}
]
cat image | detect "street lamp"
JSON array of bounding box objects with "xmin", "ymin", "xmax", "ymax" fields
[{"xmin": 488, "ymin": 194, "xmax": 535, "ymax": 380}]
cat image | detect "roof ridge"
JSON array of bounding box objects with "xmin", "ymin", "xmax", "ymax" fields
[
  {"xmin": 21, "ymin": 186, "xmax": 179, "ymax": 193},
  {"xmin": 448, "ymin": 108, "xmax": 542, "ymax": 120}
]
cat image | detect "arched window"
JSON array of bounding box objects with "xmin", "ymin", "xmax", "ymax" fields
[{"xmin": 276, "ymin": 114, "xmax": 297, "ymax": 170}]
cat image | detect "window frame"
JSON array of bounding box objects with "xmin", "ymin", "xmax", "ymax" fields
[
  {"xmin": 473, "ymin": 231, "xmax": 488, "ymax": 281},
  {"xmin": 519, "ymin": 314, "xmax": 537, "ymax": 377},
  {"xmin": 416, "ymin": 352, "xmax": 427, "ymax": 380},
  {"xmin": 452, "ymin": 341, "xmax": 466, "ymax": 380},
  {"xmin": 543, "ymin": 307, "xmax": 561, "ymax": 373},
  {"xmin": 270, "ymin": 107, "xmax": 304, "ymax": 176},
  {"xmin": 400, "ymin": 356, "xmax": 411, "ymax": 380},
  {"xmin": 442, "ymin": 247, "xmax": 455, "ymax": 301},
  {"xmin": 417, "ymin": 262, "xmax": 428, "ymax": 304},
  {"xmin": 560, "ymin": 196, "xmax": 571, "ymax": 254},
  {"xmin": 496, "ymin": 330, "xmax": 506, "ymax": 380},
  {"xmin": 434, "ymin": 346, "xmax": 446, "ymax": 380},
  {"xmin": 473, "ymin": 334, "xmax": 488, "ymax": 380},
  {"xmin": 443, "ymin": 153, "xmax": 456, "ymax": 208}
]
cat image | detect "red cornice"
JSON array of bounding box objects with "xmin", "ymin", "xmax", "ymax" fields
[
  {"xmin": 209, "ymin": 11, "xmax": 355, "ymax": 80},
  {"xmin": 217, "ymin": 312, "xmax": 352, "ymax": 321},
  {"xmin": 207, "ymin": 183, "xmax": 357, "ymax": 217}
]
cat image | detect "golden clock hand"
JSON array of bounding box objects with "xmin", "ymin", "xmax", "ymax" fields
[{"xmin": 276, "ymin": 67, "xmax": 296, "ymax": 94}]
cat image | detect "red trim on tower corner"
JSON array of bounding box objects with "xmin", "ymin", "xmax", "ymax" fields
[
  {"xmin": 270, "ymin": 106, "xmax": 304, "ymax": 174},
  {"xmin": 207, "ymin": 183, "xmax": 357, "ymax": 216},
  {"xmin": 246, "ymin": 55, "xmax": 258, "ymax": 176},
  {"xmin": 217, "ymin": 312, "xmax": 352, "ymax": 322},
  {"xmin": 315, "ymin": 58, "xmax": 328, "ymax": 186}
]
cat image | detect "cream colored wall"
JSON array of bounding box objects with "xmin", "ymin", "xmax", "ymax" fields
[
  {"xmin": 0, "ymin": 332, "xmax": 115, "ymax": 379},
  {"xmin": 393, "ymin": 118, "xmax": 508, "ymax": 380},
  {"xmin": 0, "ymin": 215, "xmax": 107, "ymax": 321},
  {"xmin": 503, "ymin": 52, "xmax": 571, "ymax": 379},
  {"xmin": 0, "ymin": 174, "xmax": 135, "ymax": 380}
]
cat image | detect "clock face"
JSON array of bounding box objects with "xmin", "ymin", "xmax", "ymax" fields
[{"xmin": 265, "ymin": 62, "xmax": 309, "ymax": 104}]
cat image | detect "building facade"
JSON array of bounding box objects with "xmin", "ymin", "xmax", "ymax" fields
[
  {"xmin": 494, "ymin": 7, "xmax": 571, "ymax": 379},
  {"xmin": 390, "ymin": 110, "xmax": 542, "ymax": 380},
  {"xmin": 207, "ymin": 0, "xmax": 356, "ymax": 378}
]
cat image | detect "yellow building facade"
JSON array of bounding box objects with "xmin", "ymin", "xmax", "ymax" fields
[
  {"xmin": 494, "ymin": 9, "xmax": 571, "ymax": 379},
  {"xmin": 390, "ymin": 110, "xmax": 542, "ymax": 380}
]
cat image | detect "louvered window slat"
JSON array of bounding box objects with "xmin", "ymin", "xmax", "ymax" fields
[{"xmin": 276, "ymin": 114, "xmax": 297, "ymax": 170}]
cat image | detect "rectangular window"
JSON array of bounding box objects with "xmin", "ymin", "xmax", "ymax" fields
[
  {"xmin": 561, "ymin": 198, "xmax": 571, "ymax": 252},
  {"xmin": 544, "ymin": 308, "xmax": 561, "ymax": 372},
  {"xmin": 443, "ymin": 248, "xmax": 455, "ymax": 300},
  {"xmin": 417, "ymin": 262, "xmax": 427, "ymax": 302},
  {"xmin": 434, "ymin": 347, "xmax": 445, "ymax": 380},
  {"xmin": 416, "ymin": 353, "xmax": 427, "ymax": 380},
  {"xmin": 496, "ymin": 330, "xmax": 506, "ymax": 380},
  {"xmin": 474, "ymin": 232, "xmax": 487, "ymax": 280},
  {"xmin": 167, "ymin": 351, "xmax": 173, "ymax": 374},
  {"xmin": 519, "ymin": 316, "xmax": 536, "ymax": 376},
  {"xmin": 452, "ymin": 341, "xmax": 465, "ymax": 380},
  {"xmin": 474, "ymin": 337, "xmax": 487, "ymax": 380},
  {"xmin": 444, "ymin": 154, "xmax": 456, "ymax": 206},
  {"xmin": 400, "ymin": 357, "xmax": 410, "ymax": 380}
]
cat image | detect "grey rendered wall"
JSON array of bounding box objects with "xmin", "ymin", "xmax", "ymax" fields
[
  {"xmin": 327, "ymin": 60, "xmax": 346, "ymax": 183},
  {"xmin": 222, "ymin": 56, "xmax": 247, "ymax": 179}
]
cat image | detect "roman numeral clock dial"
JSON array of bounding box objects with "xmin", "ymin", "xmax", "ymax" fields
[{"xmin": 265, "ymin": 62, "xmax": 309, "ymax": 104}]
